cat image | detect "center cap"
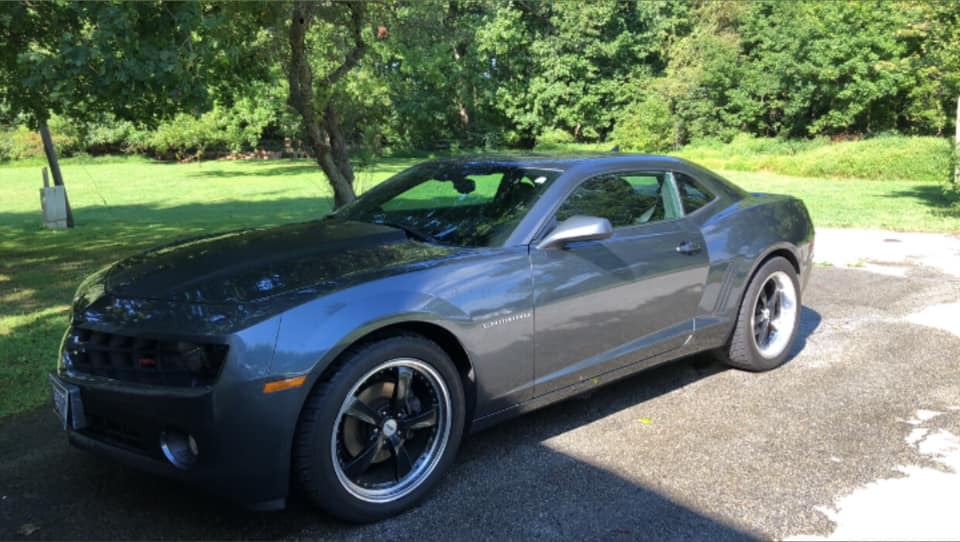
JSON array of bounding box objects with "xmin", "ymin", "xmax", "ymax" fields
[
  {"xmin": 760, "ymin": 308, "xmax": 771, "ymax": 320},
  {"xmin": 382, "ymin": 418, "xmax": 398, "ymax": 437}
]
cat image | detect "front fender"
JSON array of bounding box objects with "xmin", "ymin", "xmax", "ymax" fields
[
  {"xmin": 268, "ymin": 245, "xmax": 535, "ymax": 427},
  {"xmin": 270, "ymin": 289, "xmax": 470, "ymax": 379}
]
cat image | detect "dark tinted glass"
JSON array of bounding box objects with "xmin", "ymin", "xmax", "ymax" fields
[
  {"xmin": 555, "ymin": 171, "xmax": 678, "ymax": 228},
  {"xmin": 674, "ymin": 172, "xmax": 716, "ymax": 214}
]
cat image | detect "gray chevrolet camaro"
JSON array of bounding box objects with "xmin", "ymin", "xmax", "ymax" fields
[{"xmin": 50, "ymin": 154, "xmax": 814, "ymax": 522}]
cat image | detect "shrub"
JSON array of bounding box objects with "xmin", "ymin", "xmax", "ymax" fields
[
  {"xmin": 83, "ymin": 118, "xmax": 139, "ymax": 154},
  {"xmin": 676, "ymin": 134, "xmax": 952, "ymax": 183},
  {"xmin": 0, "ymin": 121, "xmax": 79, "ymax": 161},
  {"xmin": 144, "ymin": 99, "xmax": 277, "ymax": 159},
  {"xmin": 537, "ymin": 128, "xmax": 575, "ymax": 145},
  {"xmin": 611, "ymin": 94, "xmax": 674, "ymax": 153}
]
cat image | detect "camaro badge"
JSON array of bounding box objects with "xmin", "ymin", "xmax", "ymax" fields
[{"xmin": 482, "ymin": 311, "xmax": 532, "ymax": 329}]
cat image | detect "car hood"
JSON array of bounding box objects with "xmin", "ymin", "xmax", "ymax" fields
[{"xmin": 103, "ymin": 220, "xmax": 457, "ymax": 303}]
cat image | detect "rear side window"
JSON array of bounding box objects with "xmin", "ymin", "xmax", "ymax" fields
[
  {"xmin": 674, "ymin": 172, "xmax": 716, "ymax": 214},
  {"xmin": 554, "ymin": 170, "xmax": 681, "ymax": 229}
]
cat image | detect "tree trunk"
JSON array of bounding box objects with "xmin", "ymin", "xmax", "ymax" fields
[
  {"xmin": 323, "ymin": 102, "xmax": 355, "ymax": 187},
  {"xmin": 955, "ymin": 96, "xmax": 959, "ymax": 184},
  {"xmin": 452, "ymin": 44, "xmax": 470, "ymax": 132},
  {"xmin": 38, "ymin": 119, "xmax": 74, "ymax": 227},
  {"xmin": 286, "ymin": 1, "xmax": 368, "ymax": 209}
]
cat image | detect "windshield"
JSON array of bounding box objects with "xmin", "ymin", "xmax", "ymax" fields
[{"xmin": 333, "ymin": 161, "xmax": 562, "ymax": 247}]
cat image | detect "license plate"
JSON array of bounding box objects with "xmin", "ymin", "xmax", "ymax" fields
[{"xmin": 49, "ymin": 374, "xmax": 87, "ymax": 430}]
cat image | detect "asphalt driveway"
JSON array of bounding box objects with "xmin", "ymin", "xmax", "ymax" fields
[{"xmin": 1, "ymin": 228, "xmax": 958, "ymax": 540}]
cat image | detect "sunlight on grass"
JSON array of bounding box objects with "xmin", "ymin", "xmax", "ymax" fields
[
  {"xmin": 721, "ymin": 171, "xmax": 960, "ymax": 233},
  {"xmin": 0, "ymin": 156, "xmax": 420, "ymax": 418},
  {"xmin": 1, "ymin": 154, "xmax": 958, "ymax": 418}
]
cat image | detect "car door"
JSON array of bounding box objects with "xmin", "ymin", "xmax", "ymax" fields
[{"xmin": 531, "ymin": 170, "xmax": 710, "ymax": 396}]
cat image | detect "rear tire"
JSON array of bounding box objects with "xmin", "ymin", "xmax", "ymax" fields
[
  {"xmin": 293, "ymin": 334, "xmax": 465, "ymax": 522},
  {"xmin": 721, "ymin": 257, "xmax": 801, "ymax": 371}
]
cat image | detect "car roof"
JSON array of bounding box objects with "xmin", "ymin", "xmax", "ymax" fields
[{"xmin": 427, "ymin": 153, "xmax": 693, "ymax": 171}]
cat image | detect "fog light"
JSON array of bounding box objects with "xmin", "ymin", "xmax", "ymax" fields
[{"xmin": 160, "ymin": 430, "xmax": 199, "ymax": 469}]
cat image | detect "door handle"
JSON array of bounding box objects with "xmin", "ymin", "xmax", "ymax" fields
[{"xmin": 676, "ymin": 241, "xmax": 703, "ymax": 255}]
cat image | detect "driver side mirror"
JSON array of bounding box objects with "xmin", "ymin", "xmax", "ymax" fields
[{"xmin": 535, "ymin": 215, "xmax": 613, "ymax": 250}]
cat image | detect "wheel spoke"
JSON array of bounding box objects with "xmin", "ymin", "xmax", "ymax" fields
[
  {"xmin": 399, "ymin": 407, "xmax": 437, "ymax": 431},
  {"xmin": 394, "ymin": 366, "xmax": 413, "ymax": 411},
  {"xmin": 388, "ymin": 434, "xmax": 412, "ymax": 481},
  {"xmin": 343, "ymin": 433, "xmax": 385, "ymax": 478},
  {"xmin": 757, "ymin": 319, "xmax": 770, "ymax": 346},
  {"xmin": 771, "ymin": 289, "xmax": 782, "ymax": 319},
  {"xmin": 344, "ymin": 396, "xmax": 383, "ymax": 426}
]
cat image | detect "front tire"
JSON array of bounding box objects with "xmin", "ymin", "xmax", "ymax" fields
[
  {"xmin": 294, "ymin": 334, "xmax": 465, "ymax": 522},
  {"xmin": 721, "ymin": 257, "xmax": 801, "ymax": 371}
]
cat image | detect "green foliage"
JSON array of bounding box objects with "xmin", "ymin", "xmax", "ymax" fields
[
  {"xmin": 143, "ymin": 97, "xmax": 279, "ymax": 158},
  {"xmin": 476, "ymin": 0, "xmax": 687, "ymax": 142},
  {"xmin": 3, "ymin": 0, "xmax": 960, "ymax": 170},
  {"xmin": 1, "ymin": 2, "xmax": 274, "ymax": 126},
  {"xmin": 612, "ymin": 94, "xmax": 674, "ymax": 152},
  {"xmin": 675, "ymin": 134, "xmax": 953, "ymax": 183},
  {"xmin": 0, "ymin": 118, "xmax": 80, "ymax": 160},
  {"xmin": 0, "ymin": 93, "xmax": 281, "ymax": 161},
  {"xmin": 0, "ymin": 125, "xmax": 44, "ymax": 161},
  {"xmin": 537, "ymin": 128, "xmax": 576, "ymax": 145}
]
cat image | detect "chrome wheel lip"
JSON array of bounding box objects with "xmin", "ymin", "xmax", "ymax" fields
[
  {"xmin": 750, "ymin": 270, "xmax": 798, "ymax": 359},
  {"xmin": 331, "ymin": 358, "xmax": 452, "ymax": 504}
]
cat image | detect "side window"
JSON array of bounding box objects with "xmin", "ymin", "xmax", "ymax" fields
[
  {"xmin": 674, "ymin": 172, "xmax": 716, "ymax": 214},
  {"xmin": 554, "ymin": 171, "xmax": 678, "ymax": 229}
]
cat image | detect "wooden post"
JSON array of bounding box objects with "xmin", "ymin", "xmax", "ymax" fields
[{"xmin": 38, "ymin": 120, "xmax": 74, "ymax": 227}]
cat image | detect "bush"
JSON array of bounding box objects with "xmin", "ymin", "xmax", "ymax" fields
[
  {"xmin": 1, "ymin": 90, "xmax": 280, "ymax": 162},
  {"xmin": 83, "ymin": 118, "xmax": 139, "ymax": 154},
  {"xmin": 537, "ymin": 128, "xmax": 575, "ymax": 145},
  {"xmin": 612, "ymin": 94, "xmax": 674, "ymax": 153},
  {"xmin": 0, "ymin": 121, "xmax": 79, "ymax": 162},
  {"xmin": 676, "ymin": 134, "xmax": 953, "ymax": 183}
]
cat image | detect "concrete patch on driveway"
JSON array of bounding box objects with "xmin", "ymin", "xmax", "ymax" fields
[
  {"xmin": 905, "ymin": 302, "xmax": 960, "ymax": 338},
  {"xmin": 784, "ymin": 228, "xmax": 960, "ymax": 541},
  {"xmin": 1, "ymin": 228, "xmax": 959, "ymax": 541},
  {"xmin": 786, "ymin": 410, "xmax": 960, "ymax": 542},
  {"xmin": 814, "ymin": 227, "xmax": 960, "ymax": 279}
]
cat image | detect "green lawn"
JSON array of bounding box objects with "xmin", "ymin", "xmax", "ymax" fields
[{"xmin": 1, "ymin": 156, "xmax": 958, "ymax": 418}]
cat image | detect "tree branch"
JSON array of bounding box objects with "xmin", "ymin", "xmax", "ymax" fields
[{"xmin": 318, "ymin": 2, "xmax": 367, "ymax": 88}]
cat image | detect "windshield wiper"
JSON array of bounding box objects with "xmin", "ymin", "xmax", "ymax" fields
[{"xmin": 376, "ymin": 221, "xmax": 440, "ymax": 245}]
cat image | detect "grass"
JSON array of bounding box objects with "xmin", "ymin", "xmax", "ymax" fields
[
  {"xmin": 1, "ymin": 153, "xmax": 959, "ymax": 418},
  {"xmin": 674, "ymin": 134, "xmax": 954, "ymax": 184},
  {"xmin": 536, "ymin": 134, "xmax": 955, "ymax": 185},
  {"xmin": 0, "ymin": 157, "xmax": 417, "ymax": 418},
  {"xmin": 717, "ymin": 170, "xmax": 960, "ymax": 232}
]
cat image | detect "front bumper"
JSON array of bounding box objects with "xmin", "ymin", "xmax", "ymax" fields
[{"xmin": 52, "ymin": 370, "xmax": 309, "ymax": 511}]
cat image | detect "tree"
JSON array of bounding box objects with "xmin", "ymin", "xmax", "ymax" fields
[
  {"xmin": 1, "ymin": 1, "xmax": 270, "ymax": 221},
  {"xmin": 286, "ymin": 1, "xmax": 368, "ymax": 208},
  {"xmin": 366, "ymin": 0, "xmax": 508, "ymax": 149}
]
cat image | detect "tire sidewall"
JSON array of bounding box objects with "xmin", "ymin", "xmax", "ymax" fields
[
  {"xmin": 731, "ymin": 257, "xmax": 802, "ymax": 371},
  {"xmin": 297, "ymin": 336, "xmax": 466, "ymax": 522}
]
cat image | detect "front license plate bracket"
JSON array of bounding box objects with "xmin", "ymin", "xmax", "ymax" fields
[{"xmin": 49, "ymin": 374, "xmax": 88, "ymax": 431}]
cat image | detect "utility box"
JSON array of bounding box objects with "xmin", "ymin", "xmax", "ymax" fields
[{"xmin": 40, "ymin": 186, "xmax": 69, "ymax": 229}]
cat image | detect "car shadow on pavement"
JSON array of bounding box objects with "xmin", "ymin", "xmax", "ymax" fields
[
  {"xmin": 786, "ymin": 305, "xmax": 822, "ymax": 363},
  {"xmin": 0, "ymin": 352, "xmax": 778, "ymax": 540}
]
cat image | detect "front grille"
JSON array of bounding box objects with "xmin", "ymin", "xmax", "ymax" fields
[
  {"xmin": 65, "ymin": 328, "xmax": 228, "ymax": 387},
  {"xmin": 83, "ymin": 414, "xmax": 149, "ymax": 453}
]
